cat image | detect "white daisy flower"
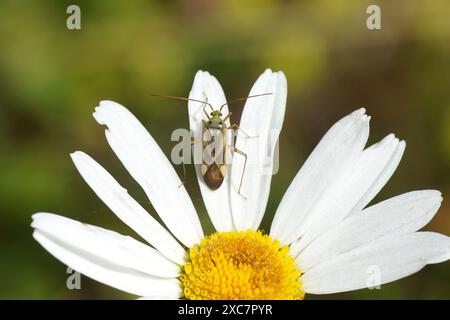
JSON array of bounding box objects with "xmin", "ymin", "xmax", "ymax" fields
[{"xmin": 32, "ymin": 69, "xmax": 450, "ymax": 300}]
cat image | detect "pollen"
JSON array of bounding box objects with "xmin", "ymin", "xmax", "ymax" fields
[{"xmin": 180, "ymin": 230, "xmax": 304, "ymax": 300}]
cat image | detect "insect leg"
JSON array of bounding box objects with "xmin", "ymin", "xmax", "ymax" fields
[
  {"xmin": 202, "ymin": 96, "xmax": 213, "ymax": 118},
  {"xmin": 179, "ymin": 161, "xmax": 187, "ymax": 188},
  {"xmin": 203, "ymin": 107, "xmax": 211, "ymax": 119},
  {"xmin": 177, "ymin": 135, "xmax": 201, "ymax": 188},
  {"xmin": 229, "ymin": 145, "xmax": 248, "ymax": 199},
  {"xmin": 222, "ymin": 112, "xmax": 232, "ymax": 122},
  {"xmin": 228, "ymin": 123, "xmax": 258, "ymax": 139}
]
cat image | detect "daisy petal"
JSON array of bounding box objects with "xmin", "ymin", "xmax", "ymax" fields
[
  {"xmin": 70, "ymin": 151, "xmax": 186, "ymax": 265},
  {"xmin": 298, "ymin": 190, "xmax": 443, "ymax": 271},
  {"xmin": 33, "ymin": 230, "xmax": 182, "ymax": 297},
  {"xmin": 301, "ymin": 232, "xmax": 450, "ymax": 294},
  {"xmin": 270, "ymin": 108, "xmax": 370, "ymax": 244},
  {"xmin": 349, "ymin": 135, "xmax": 406, "ymax": 216},
  {"xmin": 292, "ymin": 134, "xmax": 406, "ymax": 252},
  {"xmin": 93, "ymin": 101, "xmax": 203, "ymax": 247},
  {"xmin": 32, "ymin": 213, "xmax": 180, "ymax": 278},
  {"xmin": 188, "ymin": 71, "xmax": 234, "ymax": 231},
  {"xmin": 231, "ymin": 69, "xmax": 287, "ymax": 230}
]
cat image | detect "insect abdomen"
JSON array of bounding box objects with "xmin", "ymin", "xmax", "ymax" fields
[{"xmin": 204, "ymin": 163, "xmax": 224, "ymax": 190}]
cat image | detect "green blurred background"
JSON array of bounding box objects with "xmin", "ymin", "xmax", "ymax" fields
[{"xmin": 0, "ymin": 0, "xmax": 449, "ymax": 299}]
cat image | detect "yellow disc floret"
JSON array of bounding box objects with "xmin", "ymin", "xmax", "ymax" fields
[{"xmin": 180, "ymin": 230, "xmax": 304, "ymax": 300}]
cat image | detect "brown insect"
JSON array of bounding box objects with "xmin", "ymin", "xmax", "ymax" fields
[{"xmin": 153, "ymin": 93, "xmax": 272, "ymax": 197}]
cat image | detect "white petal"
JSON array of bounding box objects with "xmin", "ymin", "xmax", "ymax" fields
[
  {"xmin": 291, "ymin": 134, "xmax": 405, "ymax": 253},
  {"xmin": 231, "ymin": 69, "xmax": 287, "ymax": 230},
  {"xmin": 301, "ymin": 232, "xmax": 450, "ymax": 294},
  {"xmin": 71, "ymin": 151, "xmax": 186, "ymax": 265},
  {"xmin": 32, "ymin": 213, "xmax": 180, "ymax": 278},
  {"xmin": 33, "ymin": 230, "xmax": 182, "ymax": 298},
  {"xmin": 349, "ymin": 135, "xmax": 406, "ymax": 215},
  {"xmin": 93, "ymin": 100, "xmax": 203, "ymax": 247},
  {"xmin": 270, "ymin": 108, "xmax": 370, "ymax": 244},
  {"xmin": 188, "ymin": 71, "xmax": 234, "ymax": 231},
  {"xmin": 137, "ymin": 296, "xmax": 179, "ymax": 300},
  {"xmin": 297, "ymin": 190, "xmax": 443, "ymax": 271}
]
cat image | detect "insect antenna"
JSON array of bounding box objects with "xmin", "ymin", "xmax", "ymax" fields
[
  {"xmin": 219, "ymin": 93, "xmax": 273, "ymax": 112},
  {"xmin": 151, "ymin": 94, "xmax": 214, "ymax": 112}
]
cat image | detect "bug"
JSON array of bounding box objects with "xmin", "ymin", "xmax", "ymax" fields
[{"xmin": 152, "ymin": 93, "xmax": 272, "ymax": 198}]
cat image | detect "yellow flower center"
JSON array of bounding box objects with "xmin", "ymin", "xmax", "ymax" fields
[{"xmin": 180, "ymin": 229, "xmax": 304, "ymax": 300}]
